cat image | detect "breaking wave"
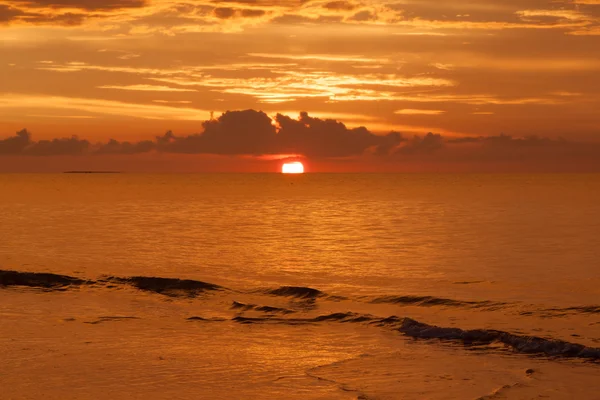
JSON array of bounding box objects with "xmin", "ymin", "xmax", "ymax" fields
[
  {"xmin": 372, "ymin": 295, "xmax": 505, "ymax": 309},
  {"xmin": 186, "ymin": 316, "xmax": 227, "ymax": 322},
  {"xmin": 266, "ymin": 286, "xmax": 324, "ymax": 299},
  {"xmin": 397, "ymin": 318, "xmax": 600, "ymax": 360},
  {"xmin": 231, "ymin": 301, "xmax": 295, "ymax": 314},
  {"xmin": 0, "ymin": 270, "xmax": 506, "ymax": 311},
  {"xmin": 229, "ymin": 312, "xmax": 600, "ymax": 361},
  {"xmin": 545, "ymin": 306, "xmax": 600, "ymax": 315},
  {"xmin": 3, "ymin": 269, "xmax": 600, "ymax": 362},
  {"xmin": 103, "ymin": 276, "xmax": 223, "ymax": 297},
  {"xmin": 0, "ymin": 270, "xmax": 90, "ymax": 288},
  {"xmin": 0, "ymin": 269, "xmax": 223, "ymax": 298},
  {"xmin": 231, "ymin": 312, "xmax": 375, "ymax": 325}
]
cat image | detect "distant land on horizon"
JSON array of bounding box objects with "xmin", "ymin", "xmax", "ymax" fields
[{"xmin": 63, "ymin": 171, "xmax": 122, "ymax": 174}]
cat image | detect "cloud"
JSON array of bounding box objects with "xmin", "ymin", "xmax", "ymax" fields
[
  {"xmin": 0, "ymin": 5, "xmax": 24, "ymax": 23},
  {"xmin": 0, "ymin": 3, "xmax": 86, "ymax": 25},
  {"xmin": 159, "ymin": 110, "xmax": 278, "ymax": 155},
  {"xmin": 322, "ymin": 1, "xmax": 357, "ymax": 12},
  {"xmin": 26, "ymin": 135, "xmax": 90, "ymax": 155},
  {"xmin": 0, "ymin": 129, "xmax": 31, "ymax": 154},
  {"xmin": 0, "ymin": 128, "xmax": 90, "ymax": 155},
  {"xmin": 150, "ymin": 70, "xmax": 455, "ymax": 103},
  {"xmin": 2, "ymin": 1, "xmax": 599, "ymax": 154},
  {"xmin": 96, "ymin": 138, "xmax": 154, "ymax": 154},
  {"xmin": 241, "ymin": 8, "xmax": 266, "ymax": 17},
  {"xmin": 153, "ymin": 110, "xmax": 403, "ymax": 157},
  {"xmin": 12, "ymin": 0, "xmax": 147, "ymax": 10},
  {"xmin": 212, "ymin": 6, "xmax": 265, "ymax": 18},
  {"xmin": 98, "ymin": 84, "xmax": 197, "ymax": 92},
  {"xmin": 516, "ymin": 9, "xmax": 589, "ymax": 22},
  {"xmin": 37, "ymin": 59, "xmax": 455, "ymax": 106},
  {"xmin": 274, "ymin": 111, "xmax": 403, "ymax": 157},
  {"xmin": 407, "ymin": 133, "xmax": 600, "ymax": 171},
  {"xmin": 0, "ymin": 110, "xmax": 403, "ymax": 157},
  {"xmin": 247, "ymin": 53, "xmax": 387, "ymax": 63},
  {"xmin": 213, "ymin": 7, "xmax": 236, "ymax": 18},
  {"xmin": 395, "ymin": 109, "xmax": 446, "ymax": 115},
  {"xmin": 396, "ymin": 132, "xmax": 444, "ymax": 154},
  {"xmin": 0, "ymin": 0, "xmax": 148, "ymax": 26},
  {"xmin": 0, "ymin": 94, "xmax": 211, "ymax": 121},
  {"xmin": 2, "ymin": 0, "xmax": 598, "ymax": 35},
  {"xmin": 2, "ymin": 110, "xmax": 600, "ymax": 173}
]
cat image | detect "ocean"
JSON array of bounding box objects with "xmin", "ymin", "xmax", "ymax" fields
[{"xmin": 1, "ymin": 173, "xmax": 599, "ymax": 399}]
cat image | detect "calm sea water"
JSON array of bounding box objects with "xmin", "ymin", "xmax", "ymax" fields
[{"xmin": 1, "ymin": 174, "xmax": 600, "ymax": 399}]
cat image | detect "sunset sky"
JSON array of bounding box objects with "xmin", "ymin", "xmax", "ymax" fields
[{"xmin": 1, "ymin": 0, "xmax": 600, "ymax": 171}]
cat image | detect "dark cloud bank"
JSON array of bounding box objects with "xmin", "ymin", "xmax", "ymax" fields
[
  {"xmin": 14, "ymin": 0, "xmax": 147, "ymax": 10},
  {"xmin": 1, "ymin": 0, "xmax": 145, "ymax": 26},
  {"xmin": 2, "ymin": 110, "xmax": 600, "ymax": 171}
]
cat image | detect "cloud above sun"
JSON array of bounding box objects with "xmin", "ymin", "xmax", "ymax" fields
[
  {"xmin": 2, "ymin": 110, "xmax": 600, "ymax": 173},
  {"xmin": 0, "ymin": 0, "xmax": 599, "ymax": 171}
]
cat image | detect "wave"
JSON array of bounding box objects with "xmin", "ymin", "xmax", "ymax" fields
[
  {"xmin": 232, "ymin": 312, "xmax": 375, "ymax": 325},
  {"xmin": 397, "ymin": 318, "xmax": 600, "ymax": 360},
  {"xmin": 0, "ymin": 269, "xmax": 224, "ymax": 298},
  {"xmin": 231, "ymin": 301, "xmax": 254, "ymax": 310},
  {"xmin": 519, "ymin": 305, "xmax": 600, "ymax": 319},
  {"xmin": 231, "ymin": 301, "xmax": 295, "ymax": 314},
  {"xmin": 314, "ymin": 312, "xmax": 375, "ymax": 323},
  {"xmin": 186, "ymin": 316, "xmax": 227, "ymax": 322},
  {"xmin": 0, "ymin": 270, "xmax": 90, "ymax": 288},
  {"xmin": 372, "ymin": 295, "xmax": 504, "ymax": 309},
  {"xmin": 103, "ymin": 276, "xmax": 223, "ymax": 297},
  {"xmin": 84, "ymin": 316, "xmax": 140, "ymax": 325},
  {"xmin": 266, "ymin": 286, "xmax": 324, "ymax": 299},
  {"xmin": 0, "ymin": 270, "xmax": 501, "ymax": 311},
  {"xmin": 230, "ymin": 312, "xmax": 600, "ymax": 361},
  {"xmin": 547, "ymin": 306, "xmax": 600, "ymax": 315},
  {"xmin": 3, "ymin": 269, "xmax": 599, "ymax": 362}
]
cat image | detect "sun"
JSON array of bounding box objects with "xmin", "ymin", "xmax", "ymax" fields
[{"xmin": 282, "ymin": 162, "xmax": 305, "ymax": 174}]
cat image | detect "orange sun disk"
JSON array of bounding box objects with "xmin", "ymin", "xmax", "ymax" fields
[{"xmin": 282, "ymin": 162, "xmax": 305, "ymax": 174}]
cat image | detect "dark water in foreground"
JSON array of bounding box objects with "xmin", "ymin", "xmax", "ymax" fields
[{"xmin": 1, "ymin": 174, "xmax": 599, "ymax": 399}]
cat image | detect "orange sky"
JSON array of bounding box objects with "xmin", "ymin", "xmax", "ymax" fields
[{"xmin": 1, "ymin": 0, "xmax": 600, "ymax": 171}]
